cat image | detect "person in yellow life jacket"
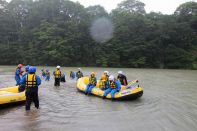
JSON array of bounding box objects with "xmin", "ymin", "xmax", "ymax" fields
[
  {"xmin": 85, "ymin": 72, "xmax": 97, "ymax": 95},
  {"xmin": 20, "ymin": 66, "xmax": 41, "ymax": 110},
  {"xmin": 53, "ymin": 66, "xmax": 62, "ymax": 86},
  {"xmin": 103, "ymin": 71, "xmax": 109, "ymax": 81},
  {"xmin": 98, "ymin": 74, "xmax": 109, "ymax": 90},
  {"xmin": 103, "ymin": 75, "xmax": 121, "ymax": 99}
]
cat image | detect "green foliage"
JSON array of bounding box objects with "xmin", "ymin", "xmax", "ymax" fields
[{"xmin": 0, "ymin": 0, "xmax": 196, "ymax": 69}]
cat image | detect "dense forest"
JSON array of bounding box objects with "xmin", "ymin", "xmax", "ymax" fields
[{"xmin": 0, "ymin": 0, "xmax": 196, "ymax": 69}]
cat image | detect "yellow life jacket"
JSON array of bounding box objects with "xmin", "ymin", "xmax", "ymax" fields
[
  {"xmin": 26, "ymin": 74, "xmax": 37, "ymax": 87},
  {"xmin": 89, "ymin": 77, "xmax": 96, "ymax": 85},
  {"xmin": 109, "ymin": 81, "xmax": 116, "ymax": 88},
  {"xmin": 104, "ymin": 74, "xmax": 109, "ymax": 81},
  {"xmin": 54, "ymin": 70, "xmax": 61, "ymax": 78},
  {"xmin": 99, "ymin": 80, "xmax": 106, "ymax": 89}
]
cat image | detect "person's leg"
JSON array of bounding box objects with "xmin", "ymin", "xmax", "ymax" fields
[
  {"xmin": 103, "ymin": 88, "xmax": 112, "ymax": 98},
  {"xmin": 32, "ymin": 88, "xmax": 39, "ymax": 109},
  {"xmin": 25, "ymin": 89, "xmax": 32, "ymax": 110},
  {"xmin": 87, "ymin": 85, "xmax": 94, "ymax": 94},
  {"xmin": 110, "ymin": 89, "xmax": 118, "ymax": 99},
  {"xmin": 54, "ymin": 78, "xmax": 56, "ymax": 86},
  {"xmin": 15, "ymin": 76, "xmax": 20, "ymax": 86},
  {"xmin": 58, "ymin": 78, "xmax": 60, "ymax": 86},
  {"xmin": 85, "ymin": 84, "xmax": 90, "ymax": 94},
  {"xmin": 55, "ymin": 78, "xmax": 58, "ymax": 86}
]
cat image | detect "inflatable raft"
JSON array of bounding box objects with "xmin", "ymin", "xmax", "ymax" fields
[
  {"xmin": 0, "ymin": 86, "xmax": 26, "ymax": 106},
  {"xmin": 77, "ymin": 77, "xmax": 143, "ymax": 100}
]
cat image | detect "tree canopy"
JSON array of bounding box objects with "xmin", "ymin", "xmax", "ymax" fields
[{"xmin": 0, "ymin": 0, "xmax": 196, "ymax": 69}]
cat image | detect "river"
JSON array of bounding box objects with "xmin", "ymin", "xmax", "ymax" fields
[{"xmin": 0, "ymin": 66, "xmax": 197, "ymax": 131}]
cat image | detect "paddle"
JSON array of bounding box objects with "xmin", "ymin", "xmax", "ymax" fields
[
  {"xmin": 128, "ymin": 79, "xmax": 139, "ymax": 85},
  {"xmin": 125, "ymin": 79, "xmax": 139, "ymax": 89}
]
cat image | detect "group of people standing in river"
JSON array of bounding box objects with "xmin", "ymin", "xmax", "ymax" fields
[
  {"xmin": 14, "ymin": 64, "xmax": 128, "ymax": 110},
  {"xmin": 85, "ymin": 70, "xmax": 128, "ymax": 99},
  {"xmin": 14, "ymin": 64, "xmax": 74, "ymax": 111}
]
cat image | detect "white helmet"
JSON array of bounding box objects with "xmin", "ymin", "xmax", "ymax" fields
[
  {"xmin": 104, "ymin": 71, "xmax": 109, "ymax": 75},
  {"xmin": 109, "ymin": 75, "xmax": 114, "ymax": 81},
  {"xmin": 118, "ymin": 71, "xmax": 123, "ymax": 75},
  {"xmin": 56, "ymin": 66, "xmax": 60, "ymax": 69},
  {"xmin": 78, "ymin": 68, "xmax": 81, "ymax": 71}
]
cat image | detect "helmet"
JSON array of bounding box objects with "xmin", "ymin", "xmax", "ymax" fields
[
  {"xmin": 109, "ymin": 75, "xmax": 114, "ymax": 81},
  {"xmin": 25, "ymin": 65, "xmax": 30, "ymax": 71},
  {"xmin": 91, "ymin": 72, "xmax": 95, "ymax": 76},
  {"xmin": 101, "ymin": 74, "xmax": 106, "ymax": 80},
  {"xmin": 29, "ymin": 66, "xmax": 36, "ymax": 73},
  {"xmin": 78, "ymin": 68, "xmax": 81, "ymax": 71},
  {"xmin": 118, "ymin": 71, "xmax": 123, "ymax": 75},
  {"xmin": 46, "ymin": 69, "xmax": 49, "ymax": 72},
  {"xmin": 18, "ymin": 64, "xmax": 23, "ymax": 68},
  {"xmin": 56, "ymin": 66, "xmax": 60, "ymax": 69},
  {"xmin": 104, "ymin": 71, "xmax": 109, "ymax": 75}
]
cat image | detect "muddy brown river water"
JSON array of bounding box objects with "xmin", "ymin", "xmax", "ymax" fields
[{"xmin": 0, "ymin": 66, "xmax": 197, "ymax": 131}]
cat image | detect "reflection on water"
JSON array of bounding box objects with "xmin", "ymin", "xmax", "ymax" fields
[{"xmin": 0, "ymin": 67, "xmax": 197, "ymax": 131}]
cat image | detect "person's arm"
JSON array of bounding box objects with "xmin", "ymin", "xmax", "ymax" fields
[
  {"xmin": 117, "ymin": 75, "xmax": 119, "ymax": 80},
  {"xmin": 125, "ymin": 76, "xmax": 128, "ymax": 85},
  {"xmin": 36, "ymin": 75, "xmax": 41, "ymax": 86},
  {"xmin": 20, "ymin": 76, "xmax": 26, "ymax": 85},
  {"xmin": 115, "ymin": 80, "xmax": 121, "ymax": 91},
  {"xmin": 16, "ymin": 68, "xmax": 20, "ymax": 75},
  {"xmin": 19, "ymin": 69, "xmax": 24, "ymax": 75}
]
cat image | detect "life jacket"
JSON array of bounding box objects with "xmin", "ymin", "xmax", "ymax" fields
[
  {"xmin": 104, "ymin": 74, "xmax": 109, "ymax": 81},
  {"xmin": 89, "ymin": 77, "xmax": 96, "ymax": 85},
  {"xmin": 26, "ymin": 74, "xmax": 37, "ymax": 87},
  {"xmin": 54, "ymin": 70, "xmax": 61, "ymax": 78},
  {"xmin": 77, "ymin": 71, "xmax": 83, "ymax": 78},
  {"xmin": 99, "ymin": 80, "xmax": 106, "ymax": 89},
  {"xmin": 109, "ymin": 81, "xmax": 116, "ymax": 88}
]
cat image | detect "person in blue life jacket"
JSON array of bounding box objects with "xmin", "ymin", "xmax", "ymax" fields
[
  {"xmin": 53, "ymin": 66, "xmax": 61, "ymax": 86},
  {"xmin": 98, "ymin": 74, "xmax": 109, "ymax": 91},
  {"xmin": 103, "ymin": 75, "xmax": 121, "ymax": 99},
  {"xmin": 20, "ymin": 66, "xmax": 41, "ymax": 111},
  {"xmin": 18, "ymin": 65, "xmax": 30, "ymax": 92},
  {"xmin": 45, "ymin": 69, "xmax": 50, "ymax": 81},
  {"xmin": 41, "ymin": 69, "xmax": 46, "ymax": 79},
  {"xmin": 85, "ymin": 72, "xmax": 97, "ymax": 95},
  {"xmin": 70, "ymin": 71, "xmax": 75, "ymax": 79},
  {"xmin": 76, "ymin": 68, "xmax": 83, "ymax": 80},
  {"xmin": 15, "ymin": 64, "xmax": 23, "ymax": 86}
]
